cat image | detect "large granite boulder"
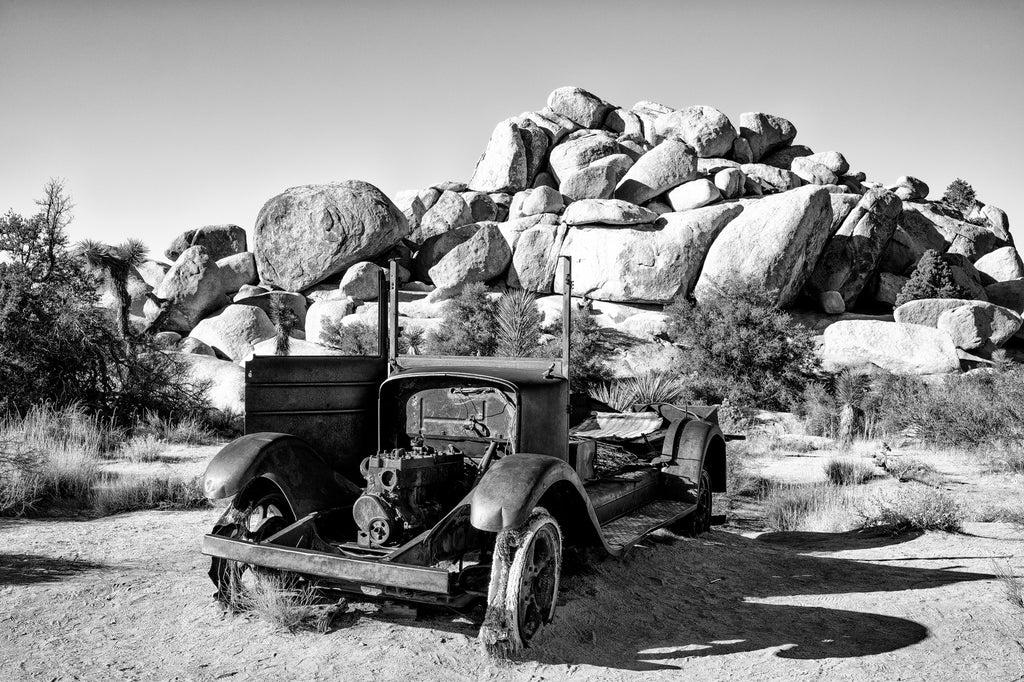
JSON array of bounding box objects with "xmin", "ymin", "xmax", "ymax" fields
[
  {"xmin": 413, "ymin": 223, "xmax": 483, "ymax": 280},
  {"xmin": 562, "ymin": 199, "xmax": 659, "ymax": 226},
  {"xmin": 560, "ymin": 165, "xmax": 619, "ymax": 201},
  {"xmin": 233, "ymin": 290, "xmax": 308, "ymax": 330},
  {"xmin": 468, "ymin": 120, "xmax": 529, "ymax": 194},
  {"xmin": 556, "ymin": 204, "xmax": 743, "ymax": 304},
  {"xmin": 147, "ymin": 246, "xmax": 227, "ymax": 334},
  {"xmin": 738, "ymin": 113, "xmax": 797, "ymax": 161},
  {"xmin": 339, "ymin": 261, "xmax": 383, "ymax": 300},
  {"xmin": 986, "ymin": 279, "xmax": 1024, "ymax": 313},
  {"xmin": 654, "ymin": 106, "xmax": 736, "ymax": 158},
  {"xmin": 613, "ymin": 139, "xmax": 697, "ymax": 205},
  {"xmin": 804, "ymin": 189, "xmax": 903, "ymax": 310},
  {"xmin": 819, "ymin": 320, "xmax": 960, "ymax": 375},
  {"xmin": 936, "ymin": 302, "xmax": 1022, "ymax": 351},
  {"xmin": 305, "ymin": 299, "xmax": 357, "ymax": 346},
  {"xmin": 428, "ymin": 223, "xmax": 512, "ymax": 294},
  {"xmin": 166, "ymin": 224, "xmax": 247, "ymax": 262},
  {"xmin": 741, "ymin": 163, "xmax": 803, "ymax": 194},
  {"xmin": 760, "ymin": 145, "xmax": 814, "ymax": 170},
  {"xmin": 694, "ymin": 186, "xmax": 833, "ymax": 308},
  {"xmin": 973, "ymin": 246, "xmax": 1024, "ymax": 284},
  {"xmin": 509, "ymin": 187, "xmax": 564, "ymax": 219},
  {"xmin": 879, "ymin": 206, "xmax": 949, "ymax": 275},
  {"xmin": 547, "ymin": 131, "xmax": 620, "ymax": 183},
  {"xmin": 893, "ymin": 297, "xmax": 977, "ymax": 327},
  {"xmin": 253, "ymin": 181, "xmax": 409, "ymax": 292},
  {"xmin": 506, "ymin": 223, "xmax": 567, "ymax": 293},
  {"xmin": 416, "ymin": 190, "xmax": 474, "ymax": 242},
  {"xmin": 546, "ymin": 86, "xmax": 613, "ymax": 129},
  {"xmin": 174, "ymin": 353, "xmax": 245, "ymax": 414},
  {"xmin": 216, "ymin": 252, "xmax": 257, "ymax": 294},
  {"xmin": 188, "ymin": 304, "xmax": 276, "ymax": 363}
]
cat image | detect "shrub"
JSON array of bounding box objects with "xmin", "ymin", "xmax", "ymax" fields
[
  {"xmin": 121, "ymin": 435, "xmax": 164, "ymax": 463},
  {"xmin": 424, "ymin": 283, "xmax": 498, "ymax": 356},
  {"xmin": 227, "ymin": 571, "xmax": 340, "ymax": 633},
  {"xmin": 994, "ymin": 563, "xmax": 1024, "ymax": 613},
  {"xmin": 588, "ymin": 371, "xmax": 685, "ymax": 411},
  {"xmin": 537, "ymin": 299, "xmax": 614, "ymax": 391},
  {"xmin": 942, "ymin": 178, "xmax": 977, "ymax": 216},
  {"xmin": 319, "ymin": 320, "xmax": 381, "ymax": 355},
  {"xmin": 861, "ymin": 484, "xmax": 964, "ymax": 533},
  {"xmin": 136, "ymin": 411, "xmax": 218, "ymax": 445},
  {"xmin": 824, "ymin": 458, "xmax": 875, "ymax": 485},
  {"xmin": 894, "ymin": 249, "xmax": 965, "ymax": 307},
  {"xmin": 89, "ymin": 475, "xmax": 208, "ymax": 516},
  {"xmin": 664, "ymin": 288, "xmax": 822, "ymax": 410},
  {"xmin": 877, "ymin": 455, "xmax": 941, "ymax": 486},
  {"xmin": 800, "ymin": 383, "xmax": 839, "ymax": 438}
]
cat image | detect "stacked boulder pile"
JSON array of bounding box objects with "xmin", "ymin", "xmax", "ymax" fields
[{"xmin": 126, "ymin": 87, "xmax": 1020, "ymax": 409}]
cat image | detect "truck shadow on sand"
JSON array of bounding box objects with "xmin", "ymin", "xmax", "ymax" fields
[
  {"xmin": 513, "ymin": 529, "xmax": 994, "ymax": 671},
  {"xmin": 0, "ymin": 553, "xmax": 107, "ymax": 586}
]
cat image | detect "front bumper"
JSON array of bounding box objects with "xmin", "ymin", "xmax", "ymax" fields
[{"xmin": 202, "ymin": 534, "xmax": 455, "ymax": 595}]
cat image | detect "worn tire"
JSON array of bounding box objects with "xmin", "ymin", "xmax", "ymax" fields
[
  {"xmin": 671, "ymin": 468, "xmax": 712, "ymax": 537},
  {"xmin": 479, "ymin": 509, "xmax": 563, "ymax": 659},
  {"xmin": 209, "ymin": 488, "xmax": 295, "ymax": 605}
]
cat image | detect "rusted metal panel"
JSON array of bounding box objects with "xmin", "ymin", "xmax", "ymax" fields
[
  {"xmin": 201, "ymin": 534, "xmax": 453, "ymax": 594},
  {"xmin": 245, "ymin": 355, "xmax": 387, "ymax": 481},
  {"xmin": 570, "ymin": 412, "xmax": 664, "ymax": 441}
]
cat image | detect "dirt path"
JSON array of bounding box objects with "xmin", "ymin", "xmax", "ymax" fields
[{"xmin": 2, "ymin": 509, "xmax": 1022, "ymax": 681}]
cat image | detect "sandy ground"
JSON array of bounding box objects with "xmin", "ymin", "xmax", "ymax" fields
[{"xmin": 2, "ymin": 442, "xmax": 1023, "ymax": 681}]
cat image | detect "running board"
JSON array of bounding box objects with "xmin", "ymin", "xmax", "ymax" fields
[{"xmin": 600, "ymin": 499, "xmax": 696, "ymax": 552}]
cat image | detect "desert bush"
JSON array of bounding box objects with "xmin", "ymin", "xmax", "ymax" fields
[
  {"xmin": 0, "ymin": 182, "xmax": 211, "ymax": 425},
  {"xmin": 664, "ymin": 288, "xmax": 822, "ymax": 410},
  {"xmin": 988, "ymin": 447, "xmax": 1024, "ymax": 475},
  {"xmin": 943, "ymin": 178, "xmax": 977, "ymax": 216},
  {"xmin": 894, "ymin": 249, "xmax": 965, "ymax": 307},
  {"xmin": 861, "ymin": 484, "xmax": 964, "ymax": 533},
  {"xmin": 877, "ymin": 455, "xmax": 942, "ymax": 486},
  {"xmin": 824, "ymin": 457, "xmax": 875, "ymax": 485},
  {"xmin": 424, "ymin": 283, "xmax": 498, "ymax": 356},
  {"xmin": 762, "ymin": 483, "xmax": 861, "ymax": 532},
  {"xmin": 319, "ymin": 319, "xmax": 381, "ymax": 355},
  {"xmin": 994, "ymin": 563, "xmax": 1024, "ymax": 613},
  {"xmin": 136, "ymin": 410, "xmax": 218, "ymax": 445}
]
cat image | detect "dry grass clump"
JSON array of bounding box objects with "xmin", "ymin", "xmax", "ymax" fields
[
  {"xmin": 987, "ymin": 447, "xmax": 1024, "ymax": 475},
  {"xmin": 135, "ymin": 410, "xmax": 218, "ymax": 445},
  {"xmin": 121, "ymin": 434, "xmax": 164, "ymax": 463},
  {"xmin": 0, "ymin": 406, "xmax": 210, "ymax": 517},
  {"xmin": 973, "ymin": 505, "xmax": 1024, "ymax": 527},
  {"xmin": 861, "ymin": 484, "xmax": 965, "ymax": 533},
  {"xmin": 824, "ymin": 457, "xmax": 876, "ymax": 485},
  {"xmin": 993, "ymin": 562, "xmax": 1024, "ymax": 614},
  {"xmin": 228, "ymin": 571, "xmax": 342, "ymax": 633},
  {"xmin": 90, "ymin": 475, "xmax": 208, "ymax": 516},
  {"xmin": 762, "ymin": 483, "xmax": 864, "ymax": 533}
]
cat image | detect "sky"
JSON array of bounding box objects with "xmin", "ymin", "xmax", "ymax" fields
[{"xmin": 2, "ymin": 0, "xmax": 1022, "ymax": 259}]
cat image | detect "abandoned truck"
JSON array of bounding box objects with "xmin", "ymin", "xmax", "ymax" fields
[{"xmin": 201, "ymin": 260, "xmax": 730, "ymax": 657}]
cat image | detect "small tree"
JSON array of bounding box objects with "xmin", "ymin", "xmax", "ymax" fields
[
  {"xmin": 424, "ymin": 283, "xmax": 498, "ymax": 356},
  {"xmin": 894, "ymin": 249, "xmax": 965, "ymax": 307},
  {"xmin": 943, "ymin": 178, "xmax": 976, "ymax": 216},
  {"xmin": 664, "ymin": 288, "xmax": 822, "ymax": 410}
]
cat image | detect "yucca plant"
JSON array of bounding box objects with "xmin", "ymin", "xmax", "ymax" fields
[
  {"xmin": 495, "ymin": 289, "xmax": 542, "ymax": 358},
  {"xmin": 835, "ymin": 370, "xmax": 870, "ymax": 444},
  {"xmin": 623, "ymin": 371, "xmax": 686, "ymax": 407},
  {"xmin": 268, "ymin": 296, "xmax": 298, "ymax": 356}
]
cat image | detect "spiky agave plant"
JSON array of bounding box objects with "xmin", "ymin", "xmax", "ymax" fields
[
  {"xmin": 268, "ymin": 296, "xmax": 298, "ymax": 356},
  {"xmin": 77, "ymin": 238, "xmax": 149, "ymax": 341},
  {"xmin": 495, "ymin": 289, "xmax": 542, "ymax": 358}
]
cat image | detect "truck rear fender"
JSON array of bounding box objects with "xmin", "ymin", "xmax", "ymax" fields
[
  {"xmin": 203, "ymin": 433, "xmax": 362, "ymax": 519},
  {"xmin": 470, "ymin": 453, "xmax": 604, "ymax": 546},
  {"xmin": 665, "ymin": 420, "xmax": 727, "ymax": 495}
]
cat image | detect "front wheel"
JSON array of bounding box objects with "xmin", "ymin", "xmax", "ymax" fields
[
  {"xmin": 671, "ymin": 468, "xmax": 712, "ymax": 537},
  {"xmin": 479, "ymin": 509, "xmax": 563, "ymax": 659},
  {"xmin": 209, "ymin": 488, "xmax": 295, "ymax": 606}
]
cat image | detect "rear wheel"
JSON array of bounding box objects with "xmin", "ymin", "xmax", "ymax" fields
[
  {"xmin": 479, "ymin": 509, "xmax": 562, "ymax": 659},
  {"xmin": 209, "ymin": 488, "xmax": 295, "ymax": 606},
  {"xmin": 671, "ymin": 468, "xmax": 712, "ymax": 537}
]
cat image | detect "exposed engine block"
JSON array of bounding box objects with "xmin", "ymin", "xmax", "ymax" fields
[{"xmin": 353, "ymin": 443, "xmax": 466, "ymax": 547}]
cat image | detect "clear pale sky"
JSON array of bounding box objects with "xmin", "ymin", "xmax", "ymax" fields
[{"xmin": 2, "ymin": 0, "xmax": 1022, "ymax": 259}]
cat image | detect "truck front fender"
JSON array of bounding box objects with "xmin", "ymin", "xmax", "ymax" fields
[
  {"xmin": 470, "ymin": 453, "xmax": 590, "ymax": 533},
  {"xmin": 203, "ymin": 432, "xmax": 362, "ymax": 518}
]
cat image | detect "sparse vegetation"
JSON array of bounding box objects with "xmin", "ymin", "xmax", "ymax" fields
[
  {"xmin": 590, "ymin": 371, "xmax": 684, "ymax": 410},
  {"xmin": 861, "ymin": 484, "xmax": 965, "ymax": 533},
  {"xmin": 894, "ymin": 249, "xmax": 965, "ymax": 307},
  {"xmin": 824, "ymin": 457, "xmax": 875, "ymax": 485},
  {"xmin": 269, "ymin": 296, "xmax": 299, "ymax": 357},
  {"xmin": 319, "ymin": 319, "xmax": 381, "ymax": 355},
  {"xmin": 664, "ymin": 288, "xmax": 822, "ymax": 410},
  {"xmin": 495, "ymin": 289, "xmax": 542, "ymax": 357},
  {"xmin": 227, "ymin": 571, "xmax": 343, "ymax": 633},
  {"xmin": 762, "ymin": 483, "xmax": 862, "ymax": 532},
  {"xmin": 994, "ymin": 563, "xmax": 1024, "ymax": 613},
  {"xmin": 425, "ymin": 283, "xmax": 499, "ymax": 356},
  {"xmin": 876, "ymin": 454, "xmax": 942, "ymax": 486}
]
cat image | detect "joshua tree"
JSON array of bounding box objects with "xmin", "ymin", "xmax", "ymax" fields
[
  {"xmin": 835, "ymin": 370, "xmax": 869, "ymax": 445},
  {"xmin": 269, "ymin": 296, "xmax": 298, "ymax": 356},
  {"xmin": 78, "ymin": 238, "xmax": 149, "ymax": 341}
]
